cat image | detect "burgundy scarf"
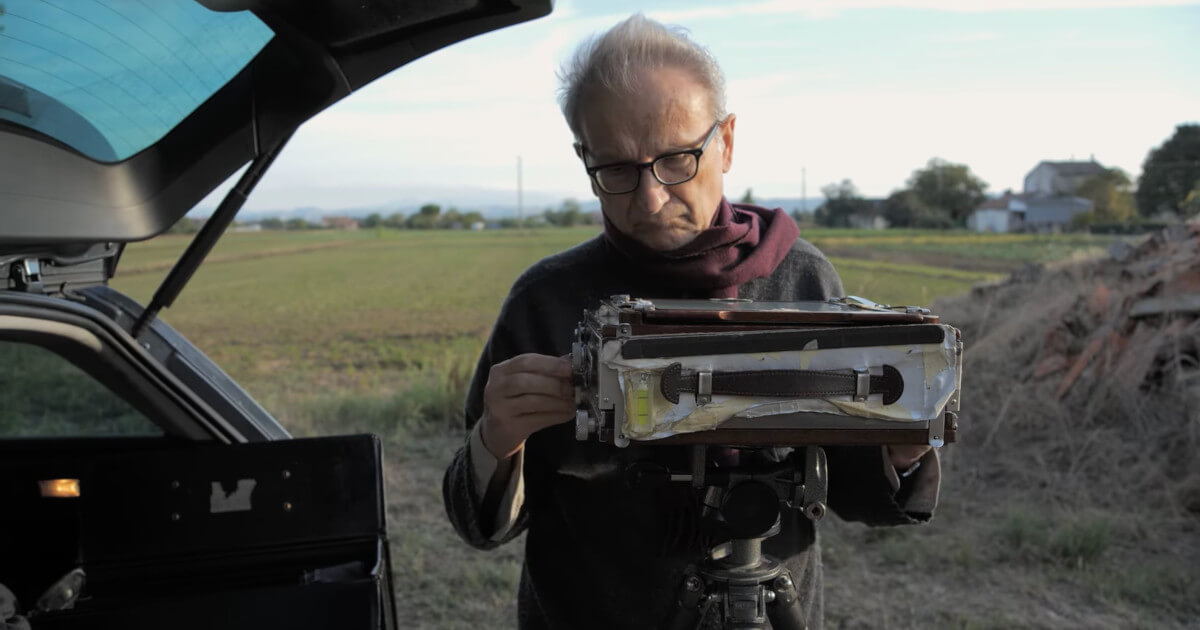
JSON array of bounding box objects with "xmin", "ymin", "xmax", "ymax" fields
[{"xmin": 603, "ymin": 197, "xmax": 799, "ymax": 298}]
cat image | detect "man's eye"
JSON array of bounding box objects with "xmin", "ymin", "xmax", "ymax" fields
[{"xmin": 599, "ymin": 165, "xmax": 635, "ymax": 176}]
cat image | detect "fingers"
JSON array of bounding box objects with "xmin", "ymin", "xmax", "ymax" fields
[
  {"xmin": 487, "ymin": 371, "xmax": 574, "ymax": 401},
  {"xmin": 498, "ymin": 353, "xmax": 573, "ymax": 378},
  {"xmin": 487, "ymin": 393, "xmax": 576, "ymax": 422},
  {"xmin": 487, "ymin": 353, "xmax": 574, "ymax": 400},
  {"xmin": 480, "ymin": 353, "xmax": 577, "ymax": 457}
]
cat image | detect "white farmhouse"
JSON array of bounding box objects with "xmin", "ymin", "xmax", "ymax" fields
[
  {"xmin": 968, "ymin": 192, "xmax": 1093, "ymax": 233},
  {"xmin": 968, "ymin": 194, "xmax": 1026, "ymax": 232},
  {"xmin": 1023, "ymin": 159, "xmax": 1107, "ymax": 196}
]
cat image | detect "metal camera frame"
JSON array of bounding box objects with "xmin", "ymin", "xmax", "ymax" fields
[{"xmin": 571, "ymin": 295, "xmax": 961, "ymax": 450}]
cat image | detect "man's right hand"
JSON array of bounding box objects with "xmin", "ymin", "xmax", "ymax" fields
[{"xmin": 479, "ymin": 353, "xmax": 575, "ymax": 460}]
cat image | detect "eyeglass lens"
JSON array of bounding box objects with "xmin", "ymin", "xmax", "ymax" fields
[{"xmin": 595, "ymin": 153, "xmax": 698, "ymax": 194}]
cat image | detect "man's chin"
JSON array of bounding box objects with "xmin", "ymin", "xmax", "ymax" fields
[{"xmin": 636, "ymin": 228, "xmax": 699, "ymax": 252}]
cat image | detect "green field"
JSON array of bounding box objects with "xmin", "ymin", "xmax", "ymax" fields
[
  {"xmin": 104, "ymin": 226, "xmax": 1148, "ymax": 628},
  {"xmin": 112, "ymin": 227, "xmax": 1023, "ymax": 426}
]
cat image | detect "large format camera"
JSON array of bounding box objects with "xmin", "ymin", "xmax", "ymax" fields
[
  {"xmin": 570, "ymin": 295, "xmax": 963, "ymax": 629},
  {"xmin": 571, "ymin": 294, "xmax": 962, "ymax": 449}
]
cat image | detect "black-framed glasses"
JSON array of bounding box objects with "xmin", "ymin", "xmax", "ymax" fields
[{"xmin": 577, "ymin": 120, "xmax": 723, "ymax": 195}]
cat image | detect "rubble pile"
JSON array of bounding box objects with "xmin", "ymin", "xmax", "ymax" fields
[{"xmin": 935, "ymin": 222, "xmax": 1200, "ymax": 516}]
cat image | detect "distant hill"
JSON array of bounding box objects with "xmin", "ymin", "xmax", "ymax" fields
[{"xmin": 195, "ymin": 193, "xmax": 826, "ymax": 222}]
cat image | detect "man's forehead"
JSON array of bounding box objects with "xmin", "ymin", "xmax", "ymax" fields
[
  {"xmin": 585, "ymin": 119, "xmax": 701, "ymax": 161},
  {"xmin": 578, "ymin": 68, "xmax": 713, "ymax": 161}
]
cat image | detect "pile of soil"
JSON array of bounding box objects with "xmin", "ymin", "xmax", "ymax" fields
[{"xmin": 936, "ymin": 222, "xmax": 1200, "ymax": 518}]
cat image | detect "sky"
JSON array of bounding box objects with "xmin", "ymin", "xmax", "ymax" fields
[{"xmin": 202, "ymin": 0, "xmax": 1200, "ymax": 213}]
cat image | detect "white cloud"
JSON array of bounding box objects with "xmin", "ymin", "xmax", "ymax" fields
[
  {"xmin": 204, "ymin": 0, "xmax": 1198, "ymax": 213},
  {"xmin": 724, "ymin": 87, "xmax": 1200, "ymax": 198}
]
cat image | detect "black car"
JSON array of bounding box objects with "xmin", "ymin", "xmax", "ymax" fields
[{"xmin": 0, "ymin": 1, "xmax": 551, "ymax": 628}]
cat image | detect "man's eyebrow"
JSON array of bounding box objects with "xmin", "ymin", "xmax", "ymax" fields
[{"xmin": 590, "ymin": 140, "xmax": 693, "ymax": 164}]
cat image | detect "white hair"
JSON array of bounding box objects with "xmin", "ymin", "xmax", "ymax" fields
[{"xmin": 557, "ymin": 14, "xmax": 728, "ymax": 139}]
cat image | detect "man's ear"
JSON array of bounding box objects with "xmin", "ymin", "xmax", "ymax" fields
[{"xmin": 720, "ymin": 114, "xmax": 736, "ymax": 173}]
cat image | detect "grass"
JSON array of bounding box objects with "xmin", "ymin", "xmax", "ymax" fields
[
  {"xmin": 0, "ymin": 341, "xmax": 160, "ymax": 437},
  {"xmin": 804, "ymin": 228, "xmax": 1122, "ymax": 273},
  {"xmin": 109, "ymin": 227, "xmax": 1009, "ymax": 422}
]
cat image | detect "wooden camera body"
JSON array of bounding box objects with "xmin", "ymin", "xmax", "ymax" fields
[{"xmin": 571, "ymin": 295, "xmax": 962, "ymax": 448}]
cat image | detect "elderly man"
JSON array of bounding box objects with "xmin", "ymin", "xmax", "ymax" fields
[{"xmin": 443, "ymin": 14, "xmax": 939, "ymax": 630}]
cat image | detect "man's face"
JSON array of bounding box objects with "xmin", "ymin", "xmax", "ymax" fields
[{"xmin": 576, "ymin": 66, "xmax": 735, "ymax": 252}]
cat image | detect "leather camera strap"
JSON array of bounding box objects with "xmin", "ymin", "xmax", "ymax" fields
[{"xmin": 659, "ymin": 362, "xmax": 904, "ymax": 405}]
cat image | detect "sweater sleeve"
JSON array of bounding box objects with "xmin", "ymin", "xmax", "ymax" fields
[
  {"xmin": 467, "ymin": 421, "xmax": 526, "ymax": 540},
  {"xmin": 442, "ymin": 312, "xmax": 533, "ymax": 548}
]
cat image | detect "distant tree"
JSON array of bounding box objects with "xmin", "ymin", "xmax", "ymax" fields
[
  {"xmin": 285, "ymin": 217, "xmax": 310, "ymax": 230},
  {"xmin": 878, "ymin": 189, "xmax": 952, "ymax": 229},
  {"xmin": 167, "ymin": 216, "xmax": 198, "ymax": 234},
  {"xmin": 438, "ymin": 208, "xmax": 463, "ymax": 229},
  {"xmin": 1072, "ymin": 167, "xmax": 1136, "ymax": 224},
  {"xmin": 1137, "ymin": 124, "xmax": 1200, "ymax": 218},
  {"xmin": 790, "ymin": 208, "xmax": 815, "ymax": 226},
  {"xmin": 1180, "ymin": 180, "xmax": 1200, "ymax": 218},
  {"xmin": 906, "ymin": 158, "xmax": 987, "ymax": 225},
  {"xmin": 383, "ymin": 212, "xmax": 406, "ymax": 229},
  {"xmin": 740, "ymin": 188, "xmax": 756, "ymax": 204},
  {"xmin": 498, "ymin": 217, "xmax": 521, "ymax": 229},
  {"xmin": 460, "ymin": 211, "xmax": 486, "ymax": 226},
  {"xmin": 260, "ymin": 217, "xmax": 284, "ymax": 230},
  {"xmin": 362, "ymin": 213, "xmax": 383, "ymax": 229},
  {"xmin": 407, "ymin": 204, "xmax": 441, "ymax": 229},
  {"xmin": 544, "ymin": 198, "xmax": 584, "ymax": 226},
  {"xmin": 814, "ymin": 180, "xmax": 871, "ymax": 228}
]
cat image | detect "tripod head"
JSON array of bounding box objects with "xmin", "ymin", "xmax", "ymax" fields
[{"xmin": 625, "ymin": 445, "xmax": 826, "ymax": 630}]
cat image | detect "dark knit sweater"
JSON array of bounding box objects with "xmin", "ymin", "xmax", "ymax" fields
[{"xmin": 442, "ymin": 235, "xmax": 932, "ymax": 630}]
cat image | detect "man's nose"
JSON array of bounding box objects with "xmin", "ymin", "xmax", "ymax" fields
[{"xmin": 636, "ymin": 167, "xmax": 669, "ymax": 215}]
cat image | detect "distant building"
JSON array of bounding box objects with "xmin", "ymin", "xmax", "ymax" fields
[
  {"xmin": 469, "ymin": 221, "xmax": 486, "ymax": 231},
  {"xmin": 322, "ymin": 216, "xmax": 360, "ymax": 230},
  {"xmin": 968, "ymin": 192, "xmax": 1093, "ymax": 233},
  {"xmin": 856, "ymin": 199, "xmax": 889, "ymax": 230},
  {"xmin": 848, "ymin": 213, "xmax": 889, "ymax": 230},
  {"xmin": 1021, "ymin": 195, "xmax": 1093, "ymax": 232},
  {"xmin": 969, "ymin": 194, "xmax": 1025, "ymax": 232},
  {"xmin": 231, "ymin": 223, "xmax": 262, "ymax": 233},
  {"xmin": 1024, "ymin": 159, "xmax": 1107, "ymax": 196}
]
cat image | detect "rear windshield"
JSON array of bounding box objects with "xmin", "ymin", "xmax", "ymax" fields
[{"xmin": 0, "ymin": 0, "xmax": 273, "ymax": 162}]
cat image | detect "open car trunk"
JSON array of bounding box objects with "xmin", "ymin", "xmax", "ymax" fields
[
  {"xmin": 1, "ymin": 435, "xmax": 395, "ymax": 629},
  {"xmin": 0, "ymin": 0, "xmax": 553, "ymax": 626}
]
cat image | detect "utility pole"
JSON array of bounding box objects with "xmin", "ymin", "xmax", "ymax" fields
[
  {"xmin": 517, "ymin": 155, "xmax": 523, "ymax": 225},
  {"xmin": 801, "ymin": 167, "xmax": 807, "ymax": 213}
]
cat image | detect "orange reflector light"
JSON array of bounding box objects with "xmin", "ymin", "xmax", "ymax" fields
[{"xmin": 39, "ymin": 479, "xmax": 81, "ymax": 498}]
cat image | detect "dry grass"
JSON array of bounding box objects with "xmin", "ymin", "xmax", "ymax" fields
[{"xmin": 819, "ymin": 230, "xmax": 1200, "ymax": 629}]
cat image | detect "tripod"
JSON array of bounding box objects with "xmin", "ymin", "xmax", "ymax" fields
[{"xmin": 662, "ymin": 446, "xmax": 827, "ymax": 630}]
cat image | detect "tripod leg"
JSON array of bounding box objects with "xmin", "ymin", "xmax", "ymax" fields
[{"xmin": 765, "ymin": 573, "xmax": 807, "ymax": 630}]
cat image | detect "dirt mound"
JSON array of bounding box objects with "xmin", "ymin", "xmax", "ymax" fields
[{"xmin": 936, "ymin": 223, "xmax": 1200, "ymax": 519}]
